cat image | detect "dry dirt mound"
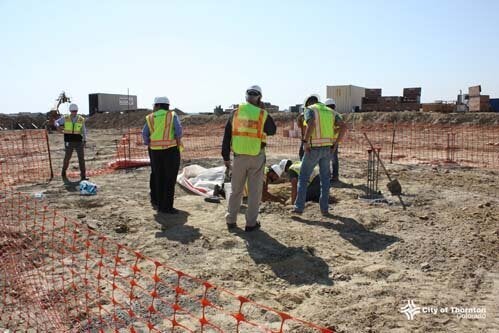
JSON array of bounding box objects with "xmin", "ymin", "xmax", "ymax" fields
[
  {"xmin": 2, "ymin": 111, "xmax": 498, "ymax": 131},
  {"xmin": 346, "ymin": 111, "xmax": 499, "ymax": 125},
  {"xmin": 0, "ymin": 113, "xmax": 46, "ymax": 130}
]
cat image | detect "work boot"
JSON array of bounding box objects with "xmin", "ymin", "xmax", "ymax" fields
[{"xmin": 245, "ymin": 222, "xmax": 261, "ymax": 232}]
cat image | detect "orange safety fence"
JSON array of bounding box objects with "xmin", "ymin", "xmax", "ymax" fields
[
  {"xmin": 0, "ymin": 129, "xmax": 53, "ymax": 186},
  {"xmin": 2, "ymin": 123, "xmax": 498, "ymax": 186},
  {"xmin": 112, "ymin": 122, "xmax": 499, "ymax": 169},
  {"xmin": 0, "ymin": 188, "xmax": 334, "ymax": 333}
]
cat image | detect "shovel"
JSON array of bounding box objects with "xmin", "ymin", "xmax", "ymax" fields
[{"xmin": 363, "ymin": 133, "xmax": 406, "ymax": 209}]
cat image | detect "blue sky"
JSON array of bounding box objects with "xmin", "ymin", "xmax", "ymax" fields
[{"xmin": 1, "ymin": 0, "xmax": 498, "ymax": 114}]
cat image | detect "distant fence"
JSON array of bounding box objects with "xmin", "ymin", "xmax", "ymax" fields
[
  {"xmin": 1, "ymin": 123, "xmax": 498, "ymax": 186},
  {"xmin": 115, "ymin": 122, "xmax": 499, "ymax": 169},
  {"xmin": 0, "ymin": 188, "xmax": 334, "ymax": 332}
]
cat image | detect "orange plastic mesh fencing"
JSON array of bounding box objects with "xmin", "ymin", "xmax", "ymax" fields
[
  {"xmin": 0, "ymin": 188, "xmax": 334, "ymax": 333},
  {"xmin": 0, "ymin": 129, "xmax": 53, "ymax": 186},
  {"xmin": 261, "ymin": 121, "xmax": 499, "ymax": 169}
]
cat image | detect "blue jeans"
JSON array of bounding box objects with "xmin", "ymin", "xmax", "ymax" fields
[
  {"xmin": 294, "ymin": 146, "xmax": 332, "ymax": 212},
  {"xmin": 331, "ymin": 145, "xmax": 339, "ymax": 180}
]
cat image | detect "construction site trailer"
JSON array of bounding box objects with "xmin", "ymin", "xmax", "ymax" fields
[
  {"xmin": 326, "ymin": 85, "xmax": 366, "ymax": 113},
  {"xmin": 88, "ymin": 93, "xmax": 138, "ymax": 116}
]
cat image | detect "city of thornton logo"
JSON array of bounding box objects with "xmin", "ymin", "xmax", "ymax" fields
[{"xmin": 400, "ymin": 300, "xmax": 421, "ymax": 320}]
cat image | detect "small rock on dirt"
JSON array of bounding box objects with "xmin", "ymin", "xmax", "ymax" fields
[
  {"xmin": 115, "ymin": 224, "xmax": 129, "ymax": 233},
  {"xmin": 420, "ymin": 262, "xmax": 430, "ymax": 270}
]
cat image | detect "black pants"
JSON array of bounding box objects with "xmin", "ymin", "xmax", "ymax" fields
[
  {"xmin": 306, "ymin": 176, "xmax": 321, "ymax": 202},
  {"xmin": 62, "ymin": 141, "xmax": 86, "ymax": 178},
  {"xmin": 149, "ymin": 147, "xmax": 180, "ymax": 211}
]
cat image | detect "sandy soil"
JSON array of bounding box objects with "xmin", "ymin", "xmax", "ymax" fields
[{"xmin": 12, "ymin": 129, "xmax": 499, "ymax": 333}]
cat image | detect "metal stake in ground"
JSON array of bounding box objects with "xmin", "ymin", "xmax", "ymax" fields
[
  {"xmin": 366, "ymin": 149, "xmax": 379, "ymax": 199},
  {"xmin": 363, "ymin": 133, "xmax": 406, "ymax": 210}
]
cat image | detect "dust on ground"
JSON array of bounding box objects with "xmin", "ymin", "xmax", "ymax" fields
[{"xmin": 13, "ymin": 128, "xmax": 499, "ymax": 333}]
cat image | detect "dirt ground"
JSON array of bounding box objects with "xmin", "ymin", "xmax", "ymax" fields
[{"xmin": 12, "ymin": 128, "xmax": 499, "ymax": 333}]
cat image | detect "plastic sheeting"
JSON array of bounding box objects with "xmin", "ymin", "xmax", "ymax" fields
[{"xmin": 176, "ymin": 165, "xmax": 225, "ymax": 197}]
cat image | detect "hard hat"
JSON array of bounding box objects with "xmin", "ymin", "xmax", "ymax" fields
[
  {"xmin": 324, "ymin": 98, "xmax": 336, "ymax": 106},
  {"xmin": 278, "ymin": 159, "xmax": 291, "ymax": 171},
  {"xmin": 304, "ymin": 94, "xmax": 320, "ymax": 107},
  {"xmin": 270, "ymin": 164, "xmax": 283, "ymax": 177},
  {"xmin": 69, "ymin": 103, "xmax": 79, "ymax": 111},
  {"xmin": 246, "ymin": 85, "xmax": 262, "ymax": 96},
  {"xmin": 154, "ymin": 96, "xmax": 170, "ymax": 105}
]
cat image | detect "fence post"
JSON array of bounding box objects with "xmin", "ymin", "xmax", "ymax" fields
[
  {"xmin": 390, "ymin": 121, "xmax": 396, "ymax": 163},
  {"xmin": 45, "ymin": 129, "xmax": 54, "ymax": 180}
]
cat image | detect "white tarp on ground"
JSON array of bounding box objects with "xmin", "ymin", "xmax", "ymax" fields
[{"xmin": 176, "ymin": 165, "xmax": 225, "ymax": 197}]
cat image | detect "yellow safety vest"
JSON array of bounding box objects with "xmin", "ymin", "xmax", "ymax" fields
[
  {"xmin": 63, "ymin": 115, "xmax": 85, "ymax": 135},
  {"xmin": 289, "ymin": 162, "xmax": 319, "ymax": 184},
  {"xmin": 305, "ymin": 103, "xmax": 335, "ymax": 147},
  {"xmin": 231, "ymin": 103, "xmax": 268, "ymax": 156},
  {"xmin": 146, "ymin": 109, "xmax": 177, "ymax": 150}
]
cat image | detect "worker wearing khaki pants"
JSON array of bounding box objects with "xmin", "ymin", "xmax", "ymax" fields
[
  {"xmin": 221, "ymin": 85, "xmax": 276, "ymax": 232},
  {"xmin": 227, "ymin": 151, "xmax": 266, "ymax": 228}
]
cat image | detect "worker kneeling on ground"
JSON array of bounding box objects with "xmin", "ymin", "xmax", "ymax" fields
[
  {"xmin": 287, "ymin": 160, "xmax": 320, "ymax": 204},
  {"xmin": 243, "ymin": 163, "xmax": 287, "ymax": 203}
]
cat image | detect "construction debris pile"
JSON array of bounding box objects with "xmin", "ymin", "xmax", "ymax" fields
[
  {"xmin": 468, "ymin": 85, "xmax": 491, "ymax": 112},
  {"xmin": 361, "ymin": 87, "xmax": 421, "ymax": 112}
]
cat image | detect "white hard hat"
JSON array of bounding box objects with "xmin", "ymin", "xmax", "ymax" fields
[
  {"xmin": 270, "ymin": 164, "xmax": 283, "ymax": 177},
  {"xmin": 278, "ymin": 159, "xmax": 291, "ymax": 172},
  {"xmin": 304, "ymin": 94, "xmax": 320, "ymax": 107},
  {"xmin": 246, "ymin": 85, "xmax": 262, "ymax": 95},
  {"xmin": 69, "ymin": 103, "xmax": 78, "ymax": 111},
  {"xmin": 154, "ymin": 96, "xmax": 170, "ymax": 105},
  {"xmin": 324, "ymin": 98, "xmax": 336, "ymax": 106}
]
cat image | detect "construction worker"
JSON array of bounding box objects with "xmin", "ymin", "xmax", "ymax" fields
[
  {"xmin": 324, "ymin": 98, "xmax": 347, "ymax": 183},
  {"xmin": 142, "ymin": 97, "xmax": 183, "ymax": 214},
  {"xmin": 292, "ymin": 95, "xmax": 335, "ymax": 215},
  {"xmin": 221, "ymin": 85, "xmax": 276, "ymax": 232},
  {"xmin": 242, "ymin": 164, "xmax": 286, "ymax": 203},
  {"xmin": 287, "ymin": 161, "xmax": 321, "ymax": 204},
  {"xmin": 262, "ymin": 164, "xmax": 285, "ymax": 203},
  {"xmin": 55, "ymin": 103, "xmax": 87, "ymax": 182},
  {"xmin": 297, "ymin": 95, "xmax": 319, "ymax": 161}
]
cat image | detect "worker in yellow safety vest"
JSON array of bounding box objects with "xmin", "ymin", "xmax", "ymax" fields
[
  {"xmin": 324, "ymin": 98, "xmax": 347, "ymax": 183},
  {"xmin": 221, "ymin": 85, "xmax": 276, "ymax": 232},
  {"xmin": 292, "ymin": 94, "xmax": 338, "ymax": 216},
  {"xmin": 242, "ymin": 164, "xmax": 287, "ymax": 203},
  {"xmin": 142, "ymin": 96, "xmax": 183, "ymax": 214},
  {"xmin": 54, "ymin": 103, "xmax": 88, "ymax": 182},
  {"xmin": 287, "ymin": 160, "xmax": 321, "ymax": 204}
]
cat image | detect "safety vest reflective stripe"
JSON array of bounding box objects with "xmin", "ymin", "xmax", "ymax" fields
[
  {"xmin": 146, "ymin": 110, "xmax": 177, "ymax": 150},
  {"xmin": 310, "ymin": 138, "xmax": 333, "ymax": 144},
  {"xmin": 313, "ymin": 109, "xmax": 322, "ymax": 140},
  {"xmin": 149, "ymin": 139, "xmax": 177, "ymax": 146},
  {"xmin": 63, "ymin": 115, "xmax": 84, "ymax": 134}
]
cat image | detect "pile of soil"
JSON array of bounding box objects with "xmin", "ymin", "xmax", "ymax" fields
[
  {"xmin": 0, "ymin": 113, "xmax": 46, "ymax": 130},
  {"xmin": 2, "ymin": 111, "xmax": 498, "ymax": 131}
]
